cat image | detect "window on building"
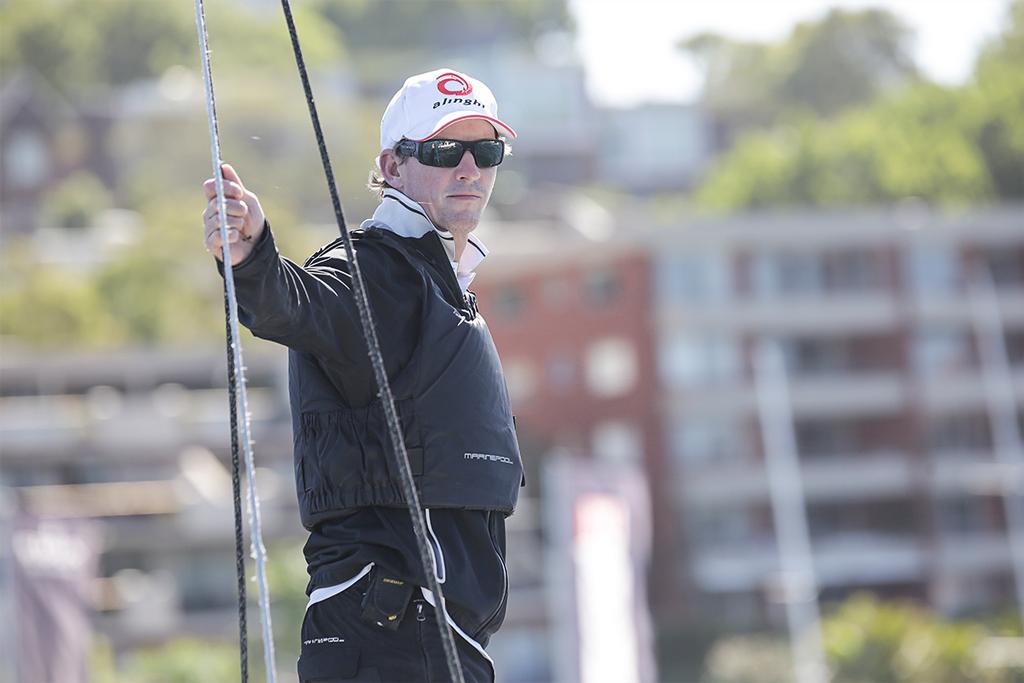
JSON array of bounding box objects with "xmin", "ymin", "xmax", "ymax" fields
[
  {"xmin": 545, "ymin": 352, "xmax": 575, "ymax": 394},
  {"xmin": 5, "ymin": 128, "xmax": 50, "ymax": 189},
  {"xmin": 807, "ymin": 499, "xmax": 916, "ymax": 539},
  {"xmin": 779, "ymin": 336, "xmax": 851, "ymax": 375},
  {"xmin": 542, "ymin": 277, "xmax": 571, "ymax": 308},
  {"xmin": 937, "ymin": 495, "xmax": 1001, "ymax": 534},
  {"xmin": 502, "ymin": 358, "xmax": 537, "ymax": 404},
  {"xmin": 670, "ymin": 418, "xmax": 751, "ymax": 466},
  {"xmin": 907, "ymin": 246, "xmax": 960, "ymax": 295},
  {"xmin": 584, "ymin": 269, "xmax": 622, "ymax": 307},
  {"xmin": 1005, "ymin": 329, "xmax": 1024, "ymax": 367},
  {"xmin": 492, "ymin": 285, "xmax": 525, "ymax": 320},
  {"xmin": 655, "ymin": 252, "xmax": 731, "ymax": 306},
  {"xmin": 824, "ymin": 249, "xmax": 885, "ymax": 292},
  {"xmin": 592, "ymin": 420, "xmax": 643, "ymax": 464},
  {"xmin": 584, "ymin": 338, "xmax": 637, "ymax": 397},
  {"xmin": 659, "ymin": 332, "xmax": 741, "ymax": 388},
  {"xmin": 925, "ymin": 412, "xmax": 992, "ymax": 453},
  {"xmin": 981, "ymin": 247, "xmax": 1024, "ymax": 287},
  {"xmin": 794, "ymin": 418, "xmax": 858, "ymax": 458},
  {"xmin": 913, "ymin": 327, "xmax": 973, "ymax": 375},
  {"xmin": 753, "ymin": 250, "xmax": 823, "ymax": 298},
  {"xmin": 687, "ymin": 505, "xmax": 760, "ymax": 546}
]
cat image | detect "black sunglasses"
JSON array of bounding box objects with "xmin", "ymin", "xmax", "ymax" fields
[{"xmin": 396, "ymin": 138, "xmax": 505, "ymax": 169}]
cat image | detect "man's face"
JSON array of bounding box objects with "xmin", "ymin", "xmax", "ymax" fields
[{"xmin": 382, "ymin": 118, "xmax": 498, "ymax": 234}]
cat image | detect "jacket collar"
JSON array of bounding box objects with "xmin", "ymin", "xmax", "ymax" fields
[{"xmin": 360, "ymin": 188, "xmax": 488, "ymax": 292}]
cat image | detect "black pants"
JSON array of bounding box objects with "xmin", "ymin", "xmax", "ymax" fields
[{"xmin": 297, "ymin": 573, "xmax": 495, "ymax": 683}]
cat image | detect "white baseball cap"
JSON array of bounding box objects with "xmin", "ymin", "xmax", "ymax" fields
[{"xmin": 379, "ymin": 68, "xmax": 517, "ymax": 152}]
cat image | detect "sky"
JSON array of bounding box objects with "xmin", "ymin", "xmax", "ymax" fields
[{"xmin": 569, "ymin": 0, "xmax": 1011, "ymax": 107}]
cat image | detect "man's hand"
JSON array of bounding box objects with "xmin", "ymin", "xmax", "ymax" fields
[{"xmin": 202, "ymin": 163, "xmax": 266, "ymax": 265}]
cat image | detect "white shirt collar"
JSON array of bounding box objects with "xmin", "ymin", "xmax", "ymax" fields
[{"xmin": 360, "ymin": 188, "xmax": 489, "ymax": 292}]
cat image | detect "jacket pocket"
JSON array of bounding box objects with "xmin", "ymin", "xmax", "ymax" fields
[{"xmin": 298, "ymin": 399, "xmax": 419, "ymax": 496}]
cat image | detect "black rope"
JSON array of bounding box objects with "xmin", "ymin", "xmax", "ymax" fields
[
  {"xmin": 277, "ymin": 2, "xmax": 466, "ymax": 682},
  {"xmin": 194, "ymin": 2, "xmax": 256, "ymax": 680},
  {"xmin": 225, "ymin": 299, "xmax": 250, "ymax": 683}
]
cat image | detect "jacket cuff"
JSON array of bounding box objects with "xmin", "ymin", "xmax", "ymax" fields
[{"xmin": 215, "ymin": 220, "xmax": 275, "ymax": 276}]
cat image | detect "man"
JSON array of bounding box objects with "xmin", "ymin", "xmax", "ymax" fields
[{"xmin": 201, "ymin": 68, "xmax": 524, "ymax": 683}]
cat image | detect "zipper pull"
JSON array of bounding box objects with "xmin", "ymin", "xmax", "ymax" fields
[{"xmin": 416, "ymin": 602, "xmax": 426, "ymax": 622}]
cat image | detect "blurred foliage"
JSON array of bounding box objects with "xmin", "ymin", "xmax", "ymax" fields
[
  {"xmin": 0, "ymin": 259, "xmax": 125, "ymax": 347},
  {"xmin": 86, "ymin": 541, "xmax": 310, "ymax": 682},
  {"xmin": 0, "ymin": 0, "xmax": 194, "ymax": 95},
  {"xmin": 703, "ymin": 634, "xmax": 793, "ymax": 683},
  {"xmin": 823, "ymin": 594, "xmax": 983, "ymax": 683},
  {"xmin": 104, "ymin": 638, "xmax": 243, "ymax": 683},
  {"xmin": 700, "ymin": 594, "xmax": 1024, "ymax": 683},
  {"xmin": 693, "ymin": 0, "xmax": 1024, "ymax": 210},
  {"xmin": 0, "ymin": 0, "xmax": 343, "ymax": 96},
  {"xmin": 265, "ymin": 540, "xmax": 311, "ymax": 668},
  {"xmin": 42, "ymin": 171, "xmax": 113, "ymax": 229},
  {"xmin": 681, "ymin": 8, "xmax": 920, "ymax": 146},
  {"xmin": 1, "ymin": 0, "xmax": 565, "ymax": 348},
  {"xmin": 0, "ymin": 0, "xmax": 369, "ymax": 350},
  {"xmin": 316, "ymin": 0, "xmax": 571, "ymax": 54}
]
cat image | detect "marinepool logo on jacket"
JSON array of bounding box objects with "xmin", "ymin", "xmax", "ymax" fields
[
  {"xmin": 432, "ymin": 72, "xmax": 486, "ymax": 110},
  {"xmin": 464, "ymin": 451, "xmax": 515, "ymax": 465}
]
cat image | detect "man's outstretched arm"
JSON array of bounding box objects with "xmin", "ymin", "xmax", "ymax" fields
[{"xmin": 199, "ymin": 164, "xmax": 412, "ymax": 366}]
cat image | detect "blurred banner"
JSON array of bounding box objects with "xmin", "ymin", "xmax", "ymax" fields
[
  {"xmin": 544, "ymin": 456, "xmax": 657, "ymax": 683},
  {"xmin": 12, "ymin": 514, "xmax": 101, "ymax": 683}
]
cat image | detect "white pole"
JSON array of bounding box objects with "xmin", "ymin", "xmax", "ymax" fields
[
  {"xmin": 0, "ymin": 487, "xmax": 17, "ymax": 683},
  {"xmin": 755, "ymin": 339, "xmax": 829, "ymax": 683},
  {"xmin": 969, "ymin": 267, "xmax": 1024, "ymax": 632}
]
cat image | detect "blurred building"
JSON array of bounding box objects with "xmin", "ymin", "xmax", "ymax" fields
[
  {"xmin": 0, "ymin": 342, "xmax": 555, "ymax": 680},
  {"xmin": 0, "ymin": 70, "xmax": 117, "ymax": 238},
  {"xmin": 0, "ymin": 347, "xmax": 299, "ymax": 648},
  {"xmin": 3, "ymin": 202, "xmax": 1022, "ymax": 678},
  {"xmin": 597, "ymin": 104, "xmax": 709, "ymax": 194},
  {"xmin": 476, "ymin": 202, "xmax": 1024, "ymax": 631}
]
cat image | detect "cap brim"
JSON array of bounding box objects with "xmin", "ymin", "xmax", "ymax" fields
[{"xmin": 413, "ymin": 112, "xmax": 517, "ymax": 141}]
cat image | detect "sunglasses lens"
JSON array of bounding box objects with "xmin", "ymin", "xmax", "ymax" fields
[
  {"xmin": 473, "ymin": 140, "xmax": 504, "ymax": 168},
  {"xmin": 423, "ymin": 140, "xmax": 465, "ymax": 167},
  {"xmin": 415, "ymin": 139, "xmax": 505, "ymax": 168}
]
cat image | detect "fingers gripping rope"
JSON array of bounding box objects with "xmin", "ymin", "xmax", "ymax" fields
[
  {"xmin": 193, "ymin": 3, "xmax": 277, "ymax": 683},
  {"xmin": 277, "ymin": 2, "xmax": 467, "ymax": 682}
]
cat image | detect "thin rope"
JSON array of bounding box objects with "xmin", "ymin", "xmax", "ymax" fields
[
  {"xmin": 193, "ymin": 2, "xmax": 277, "ymax": 682},
  {"xmin": 277, "ymin": 2, "xmax": 465, "ymax": 681},
  {"xmin": 225, "ymin": 303, "xmax": 249, "ymax": 683}
]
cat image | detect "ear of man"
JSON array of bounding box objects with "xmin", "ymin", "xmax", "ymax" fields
[{"xmin": 380, "ymin": 150, "xmax": 405, "ymax": 189}]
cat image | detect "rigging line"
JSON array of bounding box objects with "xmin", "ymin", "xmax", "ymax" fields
[
  {"xmin": 193, "ymin": 2, "xmax": 278, "ymax": 682},
  {"xmin": 225, "ymin": 295, "xmax": 249, "ymax": 683},
  {"xmin": 276, "ymin": 2, "xmax": 466, "ymax": 682}
]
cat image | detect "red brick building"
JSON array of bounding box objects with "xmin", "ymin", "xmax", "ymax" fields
[{"xmin": 472, "ymin": 229, "xmax": 684, "ymax": 618}]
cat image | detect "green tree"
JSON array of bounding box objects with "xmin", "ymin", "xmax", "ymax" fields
[
  {"xmin": 42, "ymin": 171, "xmax": 113, "ymax": 229},
  {"xmin": 0, "ymin": 260, "xmax": 124, "ymax": 348},
  {"xmin": 696, "ymin": 82, "xmax": 993, "ymax": 210},
  {"xmin": 0, "ymin": 0, "xmax": 344, "ymax": 95},
  {"xmin": 699, "ymin": 594, "xmax": 1023, "ymax": 683},
  {"xmin": 315, "ymin": 0, "xmax": 571, "ymax": 53},
  {"xmin": 969, "ymin": 0, "xmax": 1024, "ymax": 198},
  {"xmin": 681, "ymin": 9, "xmax": 919, "ymax": 146},
  {"xmin": 118, "ymin": 638, "xmax": 243, "ymax": 683},
  {"xmin": 0, "ymin": 0, "xmax": 194, "ymax": 94},
  {"xmin": 693, "ymin": 1, "xmax": 1024, "ymax": 210}
]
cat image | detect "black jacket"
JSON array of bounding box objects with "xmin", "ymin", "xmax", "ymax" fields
[{"xmin": 220, "ymin": 216, "xmax": 521, "ymax": 645}]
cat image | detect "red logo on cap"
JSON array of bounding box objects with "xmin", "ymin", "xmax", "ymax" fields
[{"xmin": 436, "ymin": 72, "xmax": 472, "ymax": 96}]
